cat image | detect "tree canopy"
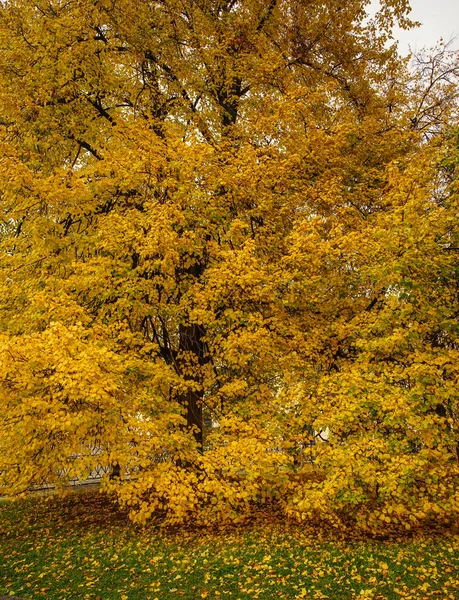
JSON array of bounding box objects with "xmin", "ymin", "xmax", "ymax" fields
[{"xmin": 0, "ymin": 0, "xmax": 458, "ymax": 532}]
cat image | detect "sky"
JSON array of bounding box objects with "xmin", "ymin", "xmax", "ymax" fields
[{"xmin": 369, "ymin": 0, "xmax": 459, "ymax": 55}]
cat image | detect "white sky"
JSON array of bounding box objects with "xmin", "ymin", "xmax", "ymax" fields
[{"xmin": 369, "ymin": 0, "xmax": 459, "ymax": 54}]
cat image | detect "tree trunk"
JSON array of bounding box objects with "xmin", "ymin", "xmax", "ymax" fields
[
  {"xmin": 178, "ymin": 322, "xmax": 206, "ymax": 452},
  {"xmin": 109, "ymin": 463, "xmax": 121, "ymax": 480}
]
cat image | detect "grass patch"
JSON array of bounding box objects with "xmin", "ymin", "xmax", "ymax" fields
[{"xmin": 1, "ymin": 491, "xmax": 459, "ymax": 599}]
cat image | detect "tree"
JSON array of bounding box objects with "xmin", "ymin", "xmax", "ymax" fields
[{"xmin": 0, "ymin": 0, "xmax": 457, "ymax": 530}]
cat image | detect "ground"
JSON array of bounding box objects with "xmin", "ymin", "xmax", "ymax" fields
[{"xmin": 1, "ymin": 491, "xmax": 458, "ymax": 599}]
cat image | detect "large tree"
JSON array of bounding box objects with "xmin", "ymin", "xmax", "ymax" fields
[{"xmin": 1, "ymin": 0, "xmax": 457, "ymax": 530}]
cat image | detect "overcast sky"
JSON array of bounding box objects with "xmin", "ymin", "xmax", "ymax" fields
[{"xmin": 369, "ymin": 0, "xmax": 459, "ymax": 54}]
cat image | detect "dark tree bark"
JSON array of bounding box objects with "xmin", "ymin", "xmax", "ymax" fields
[{"xmin": 178, "ymin": 322, "xmax": 207, "ymax": 452}]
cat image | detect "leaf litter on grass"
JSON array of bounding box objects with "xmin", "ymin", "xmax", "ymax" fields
[{"xmin": 1, "ymin": 491, "xmax": 459, "ymax": 599}]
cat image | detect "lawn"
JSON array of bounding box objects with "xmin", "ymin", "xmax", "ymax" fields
[{"xmin": 0, "ymin": 490, "xmax": 458, "ymax": 599}]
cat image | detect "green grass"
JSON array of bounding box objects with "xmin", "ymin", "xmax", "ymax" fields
[{"xmin": 1, "ymin": 491, "xmax": 459, "ymax": 599}]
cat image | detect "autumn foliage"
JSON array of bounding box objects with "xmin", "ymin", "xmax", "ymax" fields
[{"xmin": 0, "ymin": 0, "xmax": 458, "ymax": 532}]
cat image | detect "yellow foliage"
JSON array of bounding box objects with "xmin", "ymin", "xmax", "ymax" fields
[{"xmin": 0, "ymin": 0, "xmax": 458, "ymax": 532}]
